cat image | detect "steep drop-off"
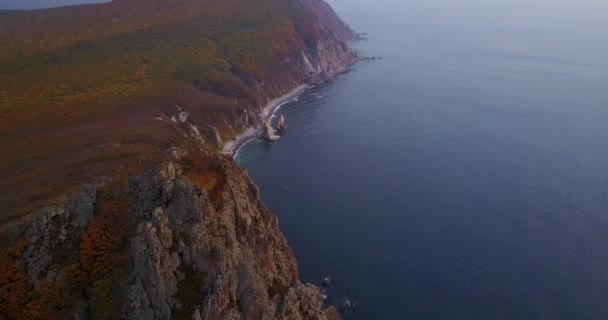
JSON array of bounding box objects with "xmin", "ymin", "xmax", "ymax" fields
[
  {"xmin": 0, "ymin": 0, "xmax": 355, "ymax": 318},
  {"xmin": 1, "ymin": 158, "xmax": 341, "ymax": 319}
]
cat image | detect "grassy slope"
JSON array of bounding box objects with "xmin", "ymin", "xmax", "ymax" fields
[
  {"xmin": 0, "ymin": 0, "xmax": 311, "ymax": 133},
  {"xmin": 0, "ymin": 0, "xmax": 353, "ymax": 221},
  {"xmin": 0, "ymin": 1, "xmax": 354, "ymax": 317}
]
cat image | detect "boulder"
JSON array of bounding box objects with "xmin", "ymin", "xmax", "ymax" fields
[{"xmin": 277, "ymin": 115, "xmax": 287, "ymax": 132}]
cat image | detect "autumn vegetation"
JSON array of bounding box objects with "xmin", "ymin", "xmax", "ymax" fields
[
  {"xmin": 0, "ymin": 0, "xmax": 351, "ymax": 318},
  {"xmin": 0, "ymin": 0, "xmax": 325, "ymax": 133},
  {"xmin": 0, "ymin": 153, "xmax": 245, "ymax": 319},
  {"xmin": 0, "ymin": 197, "xmax": 135, "ymax": 319},
  {"xmin": 187, "ymin": 155, "xmax": 230, "ymax": 209},
  {"xmin": 0, "ymin": 0, "xmax": 349, "ymax": 218}
]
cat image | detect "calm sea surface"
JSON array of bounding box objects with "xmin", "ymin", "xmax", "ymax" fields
[
  {"xmin": 237, "ymin": 0, "xmax": 608, "ymax": 319},
  {"xmin": 3, "ymin": 0, "xmax": 608, "ymax": 319}
]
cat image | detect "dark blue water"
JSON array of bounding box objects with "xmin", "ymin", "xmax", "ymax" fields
[{"xmin": 239, "ymin": 1, "xmax": 608, "ymax": 319}]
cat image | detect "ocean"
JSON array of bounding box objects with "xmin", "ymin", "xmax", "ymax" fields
[{"xmin": 236, "ymin": 0, "xmax": 608, "ymax": 319}]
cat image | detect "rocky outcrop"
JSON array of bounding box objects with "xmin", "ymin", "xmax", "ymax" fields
[
  {"xmin": 21, "ymin": 184, "xmax": 98, "ymax": 288},
  {"xmin": 262, "ymin": 120, "xmax": 281, "ymax": 141},
  {"xmin": 0, "ymin": 1, "xmax": 354, "ymax": 319},
  {"xmin": 277, "ymin": 115, "xmax": 287, "ymax": 132},
  {"xmin": 1, "ymin": 160, "xmax": 338, "ymax": 319},
  {"xmin": 209, "ymin": 125, "xmax": 223, "ymax": 147},
  {"xmin": 123, "ymin": 161, "xmax": 338, "ymax": 319}
]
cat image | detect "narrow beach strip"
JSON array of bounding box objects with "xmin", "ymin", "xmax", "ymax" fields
[{"xmin": 222, "ymin": 84, "xmax": 309, "ymax": 155}]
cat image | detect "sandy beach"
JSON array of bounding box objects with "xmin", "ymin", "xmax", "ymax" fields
[{"xmin": 222, "ymin": 84, "xmax": 309, "ymax": 155}]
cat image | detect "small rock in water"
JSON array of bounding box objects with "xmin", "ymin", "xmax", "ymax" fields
[
  {"xmin": 339, "ymin": 296, "xmax": 358, "ymax": 313},
  {"xmin": 342, "ymin": 298, "xmax": 352, "ymax": 308},
  {"xmin": 321, "ymin": 276, "xmax": 331, "ymax": 287},
  {"xmin": 277, "ymin": 115, "xmax": 287, "ymax": 132}
]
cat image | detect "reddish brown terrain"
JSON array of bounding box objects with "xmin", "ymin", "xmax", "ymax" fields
[
  {"xmin": 0, "ymin": 0, "xmax": 354, "ymax": 224},
  {"xmin": 0, "ymin": 0, "xmax": 356, "ymax": 318}
]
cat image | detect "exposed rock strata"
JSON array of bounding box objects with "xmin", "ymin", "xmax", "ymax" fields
[
  {"xmin": 2, "ymin": 161, "xmax": 338, "ymax": 320},
  {"xmin": 0, "ymin": 1, "xmax": 355, "ymax": 319},
  {"xmin": 124, "ymin": 162, "xmax": 339, "ymax": 319}
]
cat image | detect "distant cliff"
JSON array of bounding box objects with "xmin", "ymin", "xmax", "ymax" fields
[{"xmin": 0, "ymin": 0, "xmax": 355, "ymax": 318}]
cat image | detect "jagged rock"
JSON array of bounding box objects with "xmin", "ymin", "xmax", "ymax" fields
[
  {"xmin": 167, "ymin": 146, "xmax": 189, "ymax": 159},
  {"xmin": 277, "ymin": 115, "xmax": 287, "ymax": 132},
  {"xmin": 236, "ymin": 109, "xmax": 251, "ymax": 129},
  {"xmin": 209, "ymin": 125, "xmax": 222, "ymax": 147},
  {"xmin": 262, "ymin": 120, "xmax": 280, "ymax": 141},
  {"xmin": 20, "ymin": 184, "xmax": 97, "ymax": 288},
  {"xmin": 2, "ymin": 0, "xmax": 356, "ymax": 317},
  {"xmin": 125, "ymin": 211, "xmax": 180, "ymax": 319},
  {"xmin": 321, "ymin": 277, "xmax": 331, "ymax": 287},
  {"xmin": 6, "ymin": 160, "xmax": 340, "ymax": 319},
  {"xmin": 192, "ymin": 309, "xmax": 203, "ymax": 320},
  {"xmin": 188, "ymin": 125, "xmax": 206, "ymax": 149},
  {"xmin": 67, "ymin": 185, "xmax": 96, "ymax": 229},
  {"xmin": 121, "ymin": 161, "xmax": 339, "ymax": 319}
]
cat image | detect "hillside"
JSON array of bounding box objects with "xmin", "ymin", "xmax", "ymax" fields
[
  {"xmin": 0, "ymin": 0, "xmax": 357, "ymax": 318},
  {"xmin": 0, "ymin": 0, "xmax": 355, "ymax": 220},
  {"xmin": 0, "ymin": 0, "xmax": 353, "ymax": 132}
]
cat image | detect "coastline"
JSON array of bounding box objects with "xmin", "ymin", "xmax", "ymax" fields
[{"xmin": 222, "ymin": 84, "xmax": 309, "ymax": 155}]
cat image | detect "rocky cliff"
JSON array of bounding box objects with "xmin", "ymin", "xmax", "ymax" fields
[
  {"xmin": 1, "ymin": 158, "xmax": 340, "ymax": 319},
  {"xmin": 0, "ymin": 0, "xmax": 356, "ymax": 318}
]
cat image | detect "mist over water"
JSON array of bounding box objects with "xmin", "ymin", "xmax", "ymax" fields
[{"xmin": 238, "ymin": 0, "xmax": 608, "ymax": 319}]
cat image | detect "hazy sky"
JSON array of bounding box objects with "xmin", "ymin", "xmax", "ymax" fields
[
  {"xmin": 0, "ymin": 0, "xmax": 109, "ymax": 10},
  {"xmin": 3, "ymin": 0, "xmax": 608, "ymax": 11}
]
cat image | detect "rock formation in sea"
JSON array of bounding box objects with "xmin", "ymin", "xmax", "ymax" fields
[
  {"xmin": 263, "ymin": 120, "xmax": 281, "ymax": 141},
  {"xmin": 277, "ymin": 115, "xmax": 287, "ymax": 133}
]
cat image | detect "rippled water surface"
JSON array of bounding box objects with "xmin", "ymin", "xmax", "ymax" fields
[{"xmin": 238, "ymin": 1, "xmax": 608, "ymax": 319}]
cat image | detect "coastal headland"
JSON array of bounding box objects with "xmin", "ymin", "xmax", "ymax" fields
[{"xmin": 0, "ymin": 0, "xmax": 357, "ymax": 318}]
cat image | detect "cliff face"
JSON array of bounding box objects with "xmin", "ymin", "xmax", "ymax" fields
[
  {"xmin": 0, "ymin": 0, "xmax": 355, "ymax": 318},
  {"xmin": 124, "ymin": 162, "xmax": 339, "ymax": 320},
  {"xmin": 1, "ymin": 159, "xmax": 340, "ymax": 319},
  {"xmin": 221, "ymin": 0, "xmax": 357, "ymax": 129}
]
